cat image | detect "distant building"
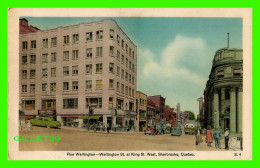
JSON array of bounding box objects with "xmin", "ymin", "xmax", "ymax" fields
[
  {"xmin": 204, "ymin": 48, "xmax": 243, "ymax": 135},
  {"xmin": 147, "ymin": 95, "xmax": 166, "ymax": 124},
  {"xmin": 147, "ymin": 99, "xmax": 156, "ymax": 125},
  {"xmin": 180, "ymin": 111, "xmax": 190, "ymax": 124},
  {"xmin": 136, "ymin": 91, "xmax": 147, "ymax": 131},
  {"xmin": 164, "ymin": 107, "xmax": 177, "ymax": 127},
  {"xmin": 19, "ymin": 18, "xmax": 39, "ymax": 34}
]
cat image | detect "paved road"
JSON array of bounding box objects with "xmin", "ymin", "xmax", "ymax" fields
[{"xmin": 19, "ymin": 126, "xmax": 228, "ymax": 151}]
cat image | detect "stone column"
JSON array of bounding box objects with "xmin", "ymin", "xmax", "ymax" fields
[
  {"xmin": 56, "ymin": 115, "xmax": 63, "ymax": 126},
  {"xmin": 220, "ymin": 88, "xmax": 225, "ymax": 130},
  {"xmin": 112, "ymin": 116, "xmax": 116, "ymax": 128},
  {"xmin": 238, "ymin": 86, "xmax": 243, "ymax": 134},
  {"xmin": 230, "ymin": 87, "xmax": 237, "ymax": 134},
  {"xmin": 213, "ymin": 89, "xmax": 219, "ymax": 129}
]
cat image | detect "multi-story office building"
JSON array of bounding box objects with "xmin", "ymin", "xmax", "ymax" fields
[
  {"xmin": 147, "ymin": 95, "xmax": 166, "ymax": 124},
  {"xmin": 19, "ymin": 18, "xmax": 137, "ymax": 128},
  {"xmin": 204, "ymin": 48, "xmax": 243, "ymax": 135}
]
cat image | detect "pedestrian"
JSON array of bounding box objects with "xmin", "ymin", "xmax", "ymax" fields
[
  {"xmin": 107, "ymin": 123, "xmax": 110, "ymax": 133},
  {"xmin": 224, "ymin": 128, "xmax": 229, "ymax": 150},
  {"xmin": 206, "ymin": 125, "xmax": 213, "ymax": 147},
  {"xmin": 213, "ymin": 127, "xmax": 221, "ymax": 149}
]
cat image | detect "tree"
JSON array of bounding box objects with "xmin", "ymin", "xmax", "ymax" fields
[
  {"xmin": 165, "ymin": 105, "xmax": 170, "ymax": 108},
  {"xmin": 185, "ymin": 111, "xmax": 196, "ymax": 120}
]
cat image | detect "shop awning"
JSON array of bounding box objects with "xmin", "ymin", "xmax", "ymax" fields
[
  {"xmin": 61, "ymin": 115, "xmax": 81, "ymax": 118},
  {"xmin": 80, "ymin": 115, "xmax": 102, "ymax": 120}
]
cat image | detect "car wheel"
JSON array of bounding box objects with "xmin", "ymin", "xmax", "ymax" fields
[
  {"xmin": 171, "ymin": 134, "xmax": 173, "ymax": 136},
  {"xmin": 144, "ymin": 133, "xmax": 146, "ymax": 135}
]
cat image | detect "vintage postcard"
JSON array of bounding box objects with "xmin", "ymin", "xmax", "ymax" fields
[{"xmin": 8, "ymin": 8, "xmax": 252, "ymax": 160}]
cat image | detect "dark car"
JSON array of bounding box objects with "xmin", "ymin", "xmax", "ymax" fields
[
  {"xmin": 144, "ymin": 125, "xmax": 159, "ymax": 135},
  {"xmin": 171, "ymin": 126, "xmax": 182, "ymax": 136}
]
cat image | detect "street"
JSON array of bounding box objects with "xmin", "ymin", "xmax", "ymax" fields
[{"xmin": 19, "ymin": 126, "xmax": 227, "ymax": 151}]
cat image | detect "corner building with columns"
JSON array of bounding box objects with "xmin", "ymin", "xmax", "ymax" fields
[
  {"xmin": 19, "ymin": 19, "xmax": 137, "ymax": 128},
  {"xmin": 204, "ymin": 48, "xmax": 243, "ymax": 136}
]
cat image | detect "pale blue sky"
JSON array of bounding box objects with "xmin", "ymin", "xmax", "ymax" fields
[{"xmin": 23, "ymin": 17, "xmax": 243, "ymax": 114}]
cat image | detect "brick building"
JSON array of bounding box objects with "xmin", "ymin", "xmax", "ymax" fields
[{"xmin": 147, "ymin": 95, "xmax": 166, "ymax": 124}]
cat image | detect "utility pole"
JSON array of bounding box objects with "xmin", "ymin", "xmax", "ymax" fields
[{"xmin": 227, "ymin": 32, "xmax": 230, "ymax": 48}]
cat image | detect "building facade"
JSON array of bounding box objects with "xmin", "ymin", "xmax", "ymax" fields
[
  {"xmin": 147, "ymin": 95, "xmax": 166, "ymax": 124},
  {"xmin": 19, "ymin": 19, "xmax": 137, "ymax": 128},
  {"xmin": 20, "ymin": 18, "xmax": 39, "ymax": 34},
  {"xmin": 147, "ymin": 99, "xmax": 156, "ymax": 125},
  {"xmin": 136, "ymin": 91, "xmax": 147, "ymax": 131},
  {"xmin": 164, "ymin": 107, "xmax": 177, "ymax": 127},
  {"xmin": 205, "ymin": 48, "xmax": 243, "ymax": 135}
]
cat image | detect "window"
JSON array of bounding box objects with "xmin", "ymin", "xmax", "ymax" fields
[
  {"xmin": 109, "ymin": 46, "xmax": 114, "ymax": 56},
  {"xmin": 117, "ymin": 35, "xmax": 120, "ymax": 45},
  {"xmin": 86, "ymin": 32, "xmax": 92, "ymax": 41},
  {"xmin": 96, "ymin": 80, "xmax": 103, "ymax": 89},
  {"xmin": 126, "ymin": 58, "xmax": 128, "ymax": 68},
  {"xmin": 63, "ymin": 66, "xmax": 69, "ymax": 76},
  {"xmin": 109, "ymin": 79, "xmax": 114, "ymax": 89},
  {"xmin": 64, "ymin": 35, "xmax": 69, "ymax": 45},
  {"xmin": 86, "ymin": 80, "xmax": 92, "ymax": 90},
  {"xmin": 30, "ymin": 84, "xmax": 35, "ymax": 93},
  {"xmin": 22, "ymin": 41, "xmax": 27, "ymax": 50},
  {"xmin": 42, "ymin": 68, "xmax": 48, "ymax": 77},
  {"xmin": 109, "ymin": 97, "xmax": 113, "ymax": 109},
  {"xmin": 96, "ymin": 30, "xmax": 103, "ymax": 40},
  {"xmin": 110, "ymin": 29, "xmax": 114, "ymax": 39},
  {"xmin": 42, "ymin": 54, "xmax": 48, "ymax": 63},
  {"xmin": 132, "ymin": 51, "xmax": 135, "ymax": 59},
  {"xmin": 51, "ymin": 37, "xmax": 57, "ymax": 47},
  {"xmin": 86, "ymin": 48, "xmax": 92, "ymax": 58},
  {"xmin": 117, "ymin": 50, "xmax": 120, "ymax": 61},
  {"xmin": 22, "ymin": 100, "xmax": 35, "ymax": 110},
  {"xmin": 72, "ymin": 66, "xmax": 78, "ymax": 76},
  {"xmin": 31, "ymin": 40, "xmax": 36, "ymax": 49},
  {"xmin": 96, "ymin": 47, "xmax": 103, "ymax": 57},
  {"xmin": 117, "ymin": 82, "xmax": 120, "ymax": 91},
  {"xmin": 121, "ymin": 84, "xmax": 124, "ymax": 94},
  {"xmin": 22, "ymin": 85, "xmax": 27, "ymax": 93},
  {"xmin": 72, "ymin": 81, "xmax": 78, "ymax": 91},
  {"xmin": 51, "ymin": 68, "xmax": 56, "ymax": 77},
  {"xmin": 121, "ymin": 40, "xmax": 124, "ymax": 49},
  {"xmin": 86, "ymin": 64, "xmax": 92, "ymax": 74},
  {"xmin": 129, "ymin": 48, "xmax": 132, "ymax": 56},
  {"xmin": 225, "ymin": 90, "xmax": 230, "ymax": 100},
  {"xmin": 217, "ymin": 70, "xmax": 224, "ymax": 78},
  {"xmin": 63, "ymin": 98, "xmax": 78, "ymax": 109},
  {"xmin": 63, "ymin": 51, "xmax": 69, "ymax": 61},
  {"xmin": 129, "ymin": 88, "xmax": 131, "ymax": 97},
  {"xmin": 63, "ymin": 82, "xmax": 69, "ymax": 91},
  {"xmin": 132, "ymin": 89, "xmax": 134, "ymax": 98},
  {"xmin": 22, "ymin": 70, "xmax": 27, "ymax": 79},
  {"xmin": 121, "ymin": 69, "xmax": 124, "ymax": 79},
  {"xmin": 72, "ymin": 50, "xmax": 79, "ymax": 60},
  {"xmin": 30, "ymin": 69, "xmax": 36, "ymax": 79},
  {"xmin": 51, "ymin": 53, "xmax": 56, "ymax": 62},
  {"xmin": 72, "ymin": 34, "xmax": 79, "ymax": 43},
  {"xmin": 42, "ymin": 83, "xmax": 47, "ymax": 92},
  {"xmin": 129, "ymin": 74, "xmax": 132, "ymax": 83},
  {"xmin": 96, "ymin": 63, "xmax": 103, "ymax": 73},
  {"xmin": 132, "ymin": 64, "xmax": 135, "ymax": 73},
  {"xmin": 109, "ymin": 63, "xmax": 114, "ymax": 73},
  {"xmin": 30, "ymin": 55, "xmax": 36, "ymax": 64},
  {"xmin": 116, "ymin": 99, "xmax": 124, "ymax": 110},
  {"xmin": 126, "ymin": 44, "xmax": 128, "ymax": 53},
  {"xmin": 132, "ymin": 76, "xmax": 134, "ymax": 85},
  {"xmin": 117, "ymin": 66, "xmax": 120, "ymax": 76},
  {"xmin": 121, "ymin": 55, "xmax": 124, "ymax": 64},
  {"xmin": 42, "ymin": 38, "xmax": 48, "ymax": 48},
  {"xmin": 86, "ymin": 98, "xmax": 102, "ymax": 108},
  {"xmin": 22, "ymin": 56, "xmax": 27, "ymax": 65},
  {"xmin": 125, "ymin": 72, "xmax": 128, "ymax": 81},
  {"xmin": 125, "ymin": 86, "xmax": 128, "ymax": 95},
  {"xmin": 129, "ymin": 61, "xmax": 132, "ymax": 70},
  {"xmin": 50, "ymin": 83, "xmax": 56, "ymax": 92}
]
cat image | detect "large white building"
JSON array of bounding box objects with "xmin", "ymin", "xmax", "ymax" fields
[{"xmin": 19, "ymin": 18, "xmax": 137, "ymax": 128}]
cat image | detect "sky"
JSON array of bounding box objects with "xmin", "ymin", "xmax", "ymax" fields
[{"xmin": 23, "ymin": 17, "xmax": 243, "ymax": 114}]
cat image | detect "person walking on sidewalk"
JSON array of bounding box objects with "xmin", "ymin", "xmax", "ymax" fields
[
  {"xmin": 213, "ymin": 127, "xmax": 221, "ymax": 149},
  {"xmin": 224, "ymin": 128, "xmax": 230, "ymax": 150},
  {"xmin": 206, "ymin": 125, "xmax": 213, "ymax": 147},
  {"xmin": 107, "ymin": 123, "xmax": 110, "ymax": 133}
]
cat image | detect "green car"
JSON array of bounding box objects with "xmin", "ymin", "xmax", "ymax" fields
[{"xmin": 28, "ymin": 117, "xmax": 61, "ymax": 128}]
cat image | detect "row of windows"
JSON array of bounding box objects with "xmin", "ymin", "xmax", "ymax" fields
[
  {"xmin": 21, "ymin": 64, "xmax": 135, "ymax": 85},
  {"xmin": 21, "ymin": 80, "xmax": 135, "ymax": 97},
  {"xmin": 21, "ymin": 29, "xmax": 135, "ymax": 60},
  {"xmin": 22, "ymin": 97, "xmax": 135, "ymax": 111}
]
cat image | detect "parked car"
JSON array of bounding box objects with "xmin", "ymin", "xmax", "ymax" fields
[
  {"xmin": 27, "ymin": 117, "xmax": 61, "ymax": 128},
  {"xmin": 165, "ymin": 126, "xmax": 172, "ymax": 134},
  {"xmin": 171, "ymin": 126, "xmax": 182, "ymax": 136},
  {"xmin": 144, "ymin": 125, "xmax": 159, "ymax": 135},
  {"xmin": 156, "ymin": 124, "xmax": 165, "ymax": 134}
]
